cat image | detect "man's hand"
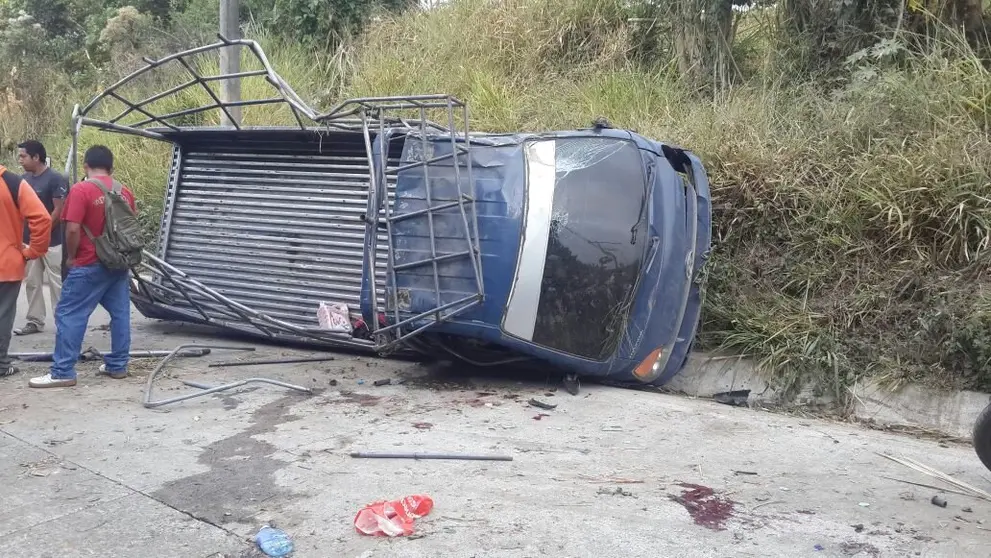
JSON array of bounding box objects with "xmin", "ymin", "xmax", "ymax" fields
[{"xmin": 65, "ymin": 259, "xmax": 75, "ymax": 269}]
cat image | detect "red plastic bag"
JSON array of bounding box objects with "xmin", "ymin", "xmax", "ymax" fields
[{"xmin": 354, "ymin": 494, "xmax": 434, "ymax": 537}]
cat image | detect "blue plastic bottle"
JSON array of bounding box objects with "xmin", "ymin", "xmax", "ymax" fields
[{"xmin": 255, "ymin": 526, "xmax": 294, "ymax": 557}]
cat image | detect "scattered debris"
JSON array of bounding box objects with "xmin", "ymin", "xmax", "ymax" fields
[
  {"xmin": 931, "ymin": 495, "xmax": 948, "ymax": 508},
  {"xmin": 877, "ymin": 453, "xmax": 991, "ymax": 502},
  {"xmin": 143, "ymin": 344, "xmax": 308, "ymax": 409},
  {"xmin": 601, "ymin": 425, "xmax": 624, "ymax": 432},
  {"xmin": 839, "ymin": 541, "xmax": 880, "ymax": 557},
  {"xmin": 354, "ymin": 494, "xmax": 434, "ymax": 537},
  {"xmin": 852, "ymin": 523, "xmax": 865, "ymax": 533},
  {"xmin": 670, "ymin": 483, "xmax": 736, "ymax": 531},
  {"xmin": 350, "ymin": 451, "xmax": 513, "ymax": 461},
  {"xmin": 882, "ymin": 476, "xmax": 974, "ymax": 497},
  {"xmin": 858, "ymin": 502, "xmax": 870, "ymax": 507},
  {"xmin": 814, "ymin": 544, "xmax": 824, "ymax": 551},
  {"xmin": 733, "ymin": 470, "xmax": 759, "ymax": 476},
  {"xmin": 597, "ymin": 486, "xmax": 635, "ymax": 497},
  {"xmin": 713, "ymin": 390, "xmax": 750, "ymax": 407},
  {"xmin": 209, "ymin": 355, "xmax": 337, "ymax": 368},
  {"xmin": 329, "ymin": 379, "xmax": 338, "ymax": 386},
  {"xmin": 752, "ymin": 500, "xmax": 785, "ymax": 511},
  {"xmin": 963, "ymin": 507, "xmax": 973, "ymax": 513},
  {"xmin": 324, "ymin": 391, "xmax": 382, "ymax": 407},
  {"xmin": 255, "ymin": 525, "xmax": 294, "ymax": 557},
  {"xmin": 20, "ymin": 456, "xmax": 63, "ymax": 478},
  {"xmin": 412, "ymin": 422, "xmax": 433, "ymax": 430},
  {"xmin": 528, "ymin": 398, "xmax": 557, "ymax": 410},
  {"xmin": 578, "ymin": 475, "xmax": 644, "ymax": 484},
  {"xmin": 373, "ymin": 378, "xmax": 392, "ymax": 387},
  {"xmin": 316, "ymin": 301, "xmax": 353, "ymax": 333},
  {"xmin": 533, "ymin": 413, "xmax": 550, "ymax": 421}
]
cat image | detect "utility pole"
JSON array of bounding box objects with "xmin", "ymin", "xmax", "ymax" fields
[{"xmin": 219, "ymin": 0, "xmax": 241, "ymax": 127}]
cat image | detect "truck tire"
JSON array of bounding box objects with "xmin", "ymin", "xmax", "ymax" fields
[{"xmin": 974, "ymin": 402, "xmax": 991, "ymax": 472}]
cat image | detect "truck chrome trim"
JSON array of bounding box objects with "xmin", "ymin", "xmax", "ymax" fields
[{"xmin": 502, "ymin": 140, "xmax": 556, "ymax": 341}]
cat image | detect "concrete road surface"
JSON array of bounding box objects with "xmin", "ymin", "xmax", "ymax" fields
[{"xmin": 1, "ymin": 288, "xmax": 989, "ymax": 557}]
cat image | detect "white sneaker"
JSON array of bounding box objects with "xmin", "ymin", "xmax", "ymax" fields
[{"xmin": 29, "ymin": 374, "xmax": 77, "ymax": 388}]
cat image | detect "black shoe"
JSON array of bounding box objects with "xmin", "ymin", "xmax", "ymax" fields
[{"xmin": 0, "ymin": 366, "xmax": 20, "ymax": 377}]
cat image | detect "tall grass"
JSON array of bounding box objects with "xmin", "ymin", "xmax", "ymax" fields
[
  {"xmin": 3, "ymin": 0, "xmax": 990, "ymax": 394},
  {"xmin": 341, "ymin": 0, "xmax": 991, "ymax": 394}
]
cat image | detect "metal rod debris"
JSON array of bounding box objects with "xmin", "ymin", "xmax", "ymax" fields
[
  {"xmin": 180, "ymin": 378, "xmax": 313, "ymax": 398},
  {"xmin": 349, "ymin": 452, "xmax": 513, "ymax": 461},
  {"xmin": 528, "ymin": 398, "xmax": 557, "ymax": 410},
  {"xmin": 12, "ymin": 347, "xmax": 214, "ymax": 363},
  {"xmin": 143, "ymin": 344, "xmax": 266, "ymax": 409},
  {"xmin": 208, "ymin": 356, "xmax": 337, "ymax": 368}
]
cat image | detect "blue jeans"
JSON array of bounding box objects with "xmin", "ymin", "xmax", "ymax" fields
[{"xmin": 51, "ymin": 264, "xmax": 131, "ymax": 380}]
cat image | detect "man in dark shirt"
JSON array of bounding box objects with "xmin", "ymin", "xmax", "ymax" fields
[{"xmin": 13, "ymin": 140, "xmax": 67, "ymax": 336}]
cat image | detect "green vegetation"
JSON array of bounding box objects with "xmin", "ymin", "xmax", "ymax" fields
[{"xmin": 2, "ymin": 0, "xmax": 991, "ymax": 396}]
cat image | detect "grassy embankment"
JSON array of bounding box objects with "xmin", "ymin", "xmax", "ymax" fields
[{"xmin": 3, "ymin": 0, "xmax": 990, "ymax": 398}]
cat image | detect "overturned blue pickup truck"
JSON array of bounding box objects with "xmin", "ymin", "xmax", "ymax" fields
[{"xmin": 67, "ymin": 38, "xmax": 712, "ymax": 387}]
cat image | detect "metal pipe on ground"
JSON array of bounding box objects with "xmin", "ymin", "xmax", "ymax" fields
[
  {"xmin": 143, "ymin": 343, "xmax": 312, "ymax": 409},
  {"xmin": 12, "ymin": 347, "xmax": 215, "ymax": 363},
  {"xmin": 207, "ymin": 356, "xmax": 337, "ymax": 368},
  {"xmin": 349, "ymin": 452, "xmax": 514, "ymax": 462}
]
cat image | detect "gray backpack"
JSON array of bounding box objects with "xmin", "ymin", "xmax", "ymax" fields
[{"xmin": 82, "ymin": 178, "xmax": 144, "ymax": 270}]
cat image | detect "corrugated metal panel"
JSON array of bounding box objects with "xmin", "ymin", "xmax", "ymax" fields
[{"xmin": 155, "ymin": 130, "xmax": 399, "ymax": 328}]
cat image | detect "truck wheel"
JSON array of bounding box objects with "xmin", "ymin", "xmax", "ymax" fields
[{"xmin": 974, "ymin": 402, "xmax": 991, "ymax": 472}]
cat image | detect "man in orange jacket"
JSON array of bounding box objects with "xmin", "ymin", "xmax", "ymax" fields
[{"xmin": 1, "ymin": 164, "xmax": 52, "ymax": 377}]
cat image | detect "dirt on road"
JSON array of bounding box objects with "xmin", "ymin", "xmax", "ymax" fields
[{"xmin": 1, "ymin": 291, "xmax": 989, "ymax": 557}]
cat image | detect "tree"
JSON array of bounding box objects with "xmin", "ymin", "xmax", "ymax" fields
[
  {"xmin": 670, "ymin": 0, "xmax": 743, "ymax": 94},
  {"xmin": 912, "ymin": 0, "xmax": 987, "ymax": 37},
  {"xmin": 257, "ymin": 0, "xmax": 419, "ymax": 44},
  {"xmin": 778, "ymin": 0, "xmax": 989, "ymax": 72}
]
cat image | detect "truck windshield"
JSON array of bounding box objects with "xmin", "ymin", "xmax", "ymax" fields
[{"xmin": 530, "ymin": 137, "xmax": 649, "ymax": 360}]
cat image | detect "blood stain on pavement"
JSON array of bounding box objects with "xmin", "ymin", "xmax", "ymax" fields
[{"xmin": 671, "ymin": 483, "xmax": 736, "ymax": 531}]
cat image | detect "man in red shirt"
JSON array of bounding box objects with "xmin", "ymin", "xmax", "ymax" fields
[{"xmin": 29, "ymin": 145, "xmax": 137, "ymax": 388}]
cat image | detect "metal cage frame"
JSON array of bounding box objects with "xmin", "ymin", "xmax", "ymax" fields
[{"xmin": 66, "ymin": 36, "xmax": 484, "ymax": 355}]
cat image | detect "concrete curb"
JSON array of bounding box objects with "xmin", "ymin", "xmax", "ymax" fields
[
  {"xmin": 851, "ymin": 380, "xmax": 990, "ymax": 440},
  {"xmin": 671, "ymin": 352, "xmax": 990, "ymax": 440},
  {"xmin": 666, "ymin": 352, "xmax": 832, "ymax": 407}
]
